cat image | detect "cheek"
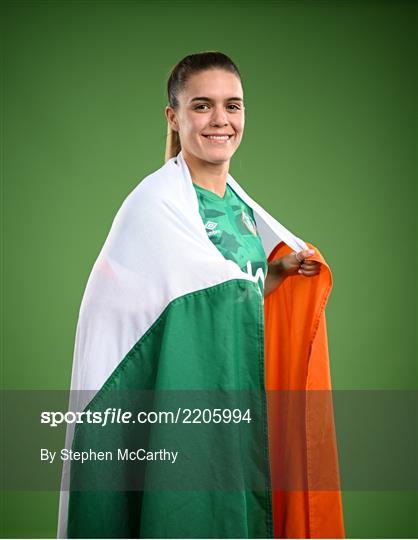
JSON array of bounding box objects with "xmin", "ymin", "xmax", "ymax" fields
[
  {"xmin": 184, "ymin": 122, "xmax": 203, "ymax": 139},
  {"xmin": 232, "ymin": 119, "xmax": 244, "ymax": 135},
  {"xmin": 184, "ymin": 113, "xmax": 204, "ymax": 129}
]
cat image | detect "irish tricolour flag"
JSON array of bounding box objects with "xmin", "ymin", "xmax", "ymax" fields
[{"xmin": 57, "ymin": 151, "xmax": 345, "ymax": 538}]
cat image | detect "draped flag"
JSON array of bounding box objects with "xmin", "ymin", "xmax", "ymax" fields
[{"xmin": 57, "ymin": 150, "xmax": 345, "ymax": 538}]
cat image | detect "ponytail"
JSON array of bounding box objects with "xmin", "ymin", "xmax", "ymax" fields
[{"xmin": 164, "ymin": 122, "xmax": 181, "ymax": 163}]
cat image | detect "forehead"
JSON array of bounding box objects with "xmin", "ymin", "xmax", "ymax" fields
[{"xmin": 181, "ymin": 69, "xmax": 243, "ymax": 102}]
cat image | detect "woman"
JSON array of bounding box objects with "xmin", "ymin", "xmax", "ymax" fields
[
  {"xmin": 164, "ymin": 54, "xmax": 320, "ymax": 295},
  {"xmin": 58, "ymin": 51, "xmax": 344, "ymax": 539}
]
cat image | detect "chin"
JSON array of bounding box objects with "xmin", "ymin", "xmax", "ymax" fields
[
  {"xmin": 202, "ymin": 146, "xmax": 237, "ymax": 161},
  {"xmin": 186, "ymin": 143, "xmax": 237, "ymax": 165},
  {"xmin": 205, "ymin": 153, "xmax": 233, "ymax": 164}
]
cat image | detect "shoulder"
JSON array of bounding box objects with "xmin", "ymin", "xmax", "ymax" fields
[
  {"xmin": 114, "ymin": 157, "xmax": 181, "ymax": 222},
  {"xmin": 99, "ymin": 159, "xmax": 183, "ymax": 256}
]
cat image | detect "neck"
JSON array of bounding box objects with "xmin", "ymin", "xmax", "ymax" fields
[{"xmin": 182, "ymin": 148, "xmax": 229, "ymax": 198}]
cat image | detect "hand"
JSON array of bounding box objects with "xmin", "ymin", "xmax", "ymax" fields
[
  {"xmin": 268, "ymin": 248, "xmax": 320, "ymax": 280},
  {"xmin": 264, "ymin": 248, "xmax": 321, "ymax": 296},
  {"xmin": 280, "ymin": 248, "xmax": 320, "ymax": 278}
]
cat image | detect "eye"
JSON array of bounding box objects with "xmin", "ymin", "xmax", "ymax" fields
[{"xmin": 194, "ymin": 104, "xmax": 242, "ymax": 111}]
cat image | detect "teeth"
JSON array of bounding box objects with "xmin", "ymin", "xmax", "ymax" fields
[{"xmin": 206, "ymin": 136, "xmax": 229, "ymax": 140}]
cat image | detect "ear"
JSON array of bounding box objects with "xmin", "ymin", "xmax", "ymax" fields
[{"xmin": 165, "ymin": 106, "xmax": 179, "ymax": 132}]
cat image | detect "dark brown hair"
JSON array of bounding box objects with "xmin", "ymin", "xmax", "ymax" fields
[{"xmin": 165, "ymin": 51, "xmax": 243, "ymax": 162}]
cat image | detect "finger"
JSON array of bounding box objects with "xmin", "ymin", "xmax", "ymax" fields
[
  {"xmin": 293, "ymin": 251, "xmax": 303, "ymax": 263},
  {"xmin": 295, "ymin": 249, "xmax": 313, "ymax": 263},
  {"xmin": 299, "ymin": 268, "xmax": 320, "ymax": 276},
  {"xmin": 299, "ymin": 263, "xmax": 320, "ymax": 272},
  {"xmin": 301, "ymin": 248, "xmax": 315, "ymax": 259},
  {"xmin": 300, "ymin": 260, "xmax": 319, "ymax": 267}
]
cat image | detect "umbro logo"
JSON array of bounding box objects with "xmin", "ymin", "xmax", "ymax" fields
[
  {"xmin": 205, "ymin": 221, "xmax": 217, "ymax": 231},
  {"xmin": 204, "ymin": 221, "xmax": 221, "ymax": 237}
]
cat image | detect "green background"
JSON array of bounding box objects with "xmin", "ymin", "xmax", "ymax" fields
[{"xmin": 1, "ymin": 0, "xmax": 416, "ymax": 537}]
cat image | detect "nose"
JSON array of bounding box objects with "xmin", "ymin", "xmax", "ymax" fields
[{"xmin": 209, "ymin": 106, "xmax": 229, "ymax": 127}]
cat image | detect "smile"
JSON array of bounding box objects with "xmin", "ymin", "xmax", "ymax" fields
[{"xmin": 202, "ymin": 135, "xmax": 232, "ymax": 144}]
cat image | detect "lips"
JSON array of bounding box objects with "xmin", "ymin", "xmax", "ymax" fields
[
  {"xmin": 202, "ymin": 134, "xmax": 234, "ymax": 144},
  {"xmin": 203, "ymin": 134, "xmax": 233, "ymax": 137},
  {"xmin": 202, "ymin": 134, "xmax": 232, "ymax": 145},
  {"xmin": 203, "ymin": 134, "xmax": 233, "ymax": 138}
]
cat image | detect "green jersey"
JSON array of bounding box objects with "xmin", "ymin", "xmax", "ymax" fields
[{"xmin": 193, "ymin": 182, "xmax": 268, "ymax": 295}]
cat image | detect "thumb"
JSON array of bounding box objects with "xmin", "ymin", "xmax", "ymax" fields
[{"xmin": 297, "ymin": 248, "xmax": 315, "ymax": 260}]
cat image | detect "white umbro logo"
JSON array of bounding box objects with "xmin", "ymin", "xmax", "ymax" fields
[
  {"xmin": 205, "ymin": 221, "xmax": 218, "ymax": 231},
  {"xmin": 204, "ymin": 220, "xmax": 221, "ymax": 237}
]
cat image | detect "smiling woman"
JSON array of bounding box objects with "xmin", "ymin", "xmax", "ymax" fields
[
  {"xmin": 165, "ymin": 66, "xmax": 246, "ymax": 196},
  {"xmin": 58, "ymin": 51, "xmax": 345, "ymax": 539}
]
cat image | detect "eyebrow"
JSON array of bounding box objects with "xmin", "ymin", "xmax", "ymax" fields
[{"xmin": 190, "ymin": 96, "xmax": 244, "ymax": 103}]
